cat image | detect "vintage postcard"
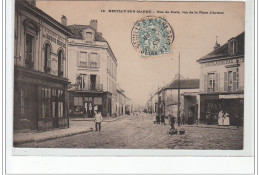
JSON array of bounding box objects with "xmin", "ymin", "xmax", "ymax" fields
[{"xmin": 12, "ymin": 0, "xmax": 249, "ymax": 152}]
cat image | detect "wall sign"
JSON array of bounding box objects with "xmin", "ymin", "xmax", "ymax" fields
[
  {"xmin": 204, "ymin": 58, "xmax": 244, "ymax": 67},
  {"xmin": 42, "ymin": 28, "xmax": 66, "ymax": 48}
]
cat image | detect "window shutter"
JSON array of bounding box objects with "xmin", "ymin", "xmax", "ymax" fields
[
  {"xmin": 88, "ymin": 53, "xmax": 91, "ymax": 67},
  {"xmin": 76, "ymin": 51, "xmax": 79, "ymax": 66},
  {"xmin": 85, "ymin": 52, "xmax": 88, "ymax": 67},
  {"xmin": 97, "ymin": 75, "xmax": 100, "ymax": 90},
  {"xmin": 224, "ymin": 72, "xmax": 228, "ymax": 91},
  {"xmin": 204, "ymin": 74, "xmax": 208, "ymax": 93},
  {"xmin": 233, "ymin": 71, "xmax": 238, "ymax": 91},
  {"xmin": 47, "ymin": 46, "xmax": 51, "ymax": 68},
  {"xmin": 97, "ymin": 53, "xmax": 100, "ymax": 67},
  {"xmin": 87, "ymin": 74, "xmax": 90, "ymax": 90},
  {"xmin": 215, "ymin": 73, "xmax": 219, "ymax": 92}
]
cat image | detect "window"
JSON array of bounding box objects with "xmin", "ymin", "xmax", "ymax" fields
[
  {"xmin": 85, "ymin": 32, "xmax": 92, "ymax": 42},
  {"xmin": 58, "ymin": 50, "xmax": 64, "ymax": 77},
  {"xmin": 208, "ymin": 73, "xmax": 215, "ymax": 92},
  {"xmin": 78, "ymin": 52, "xmax": 88, "ymax": 67},
  {"xmin": 229, "ymin": 40, "xmax": 237, "ymax": 55},
  {"xmin": 41, "ymin": 87, "xmax": 51, "ymax": 118},
  {"xmin": 76, "ymin": 74, "xmax": 87, "ymax": 90},
  {"xmin": 25, "ymin": 33, "xmax": 34, "ymax": 68},
  {"xmin": 74, "ymin": 97, "xmax": 83, "ymax": 106},
  {"xmin": 204, "ymin": 73, "xmax": 219, "ymax": 93},
  {"xmin": 44, "ymin": 43, "xmax": 51, "ymax": 73},
  {"xmin": 90, "ymin": 74, "xmax": 96, "ymax": 90},
  {"xmin": 94, "ymin": 97, "xmax": 102, "ymax": 105},
  {"xmin": 90, "ymin": 53, "xmax": 98, "ymax": 68},
  {"xmin": 74, "ymin": 97, "xmax": 83, "ymax": 112},
  {"xmin": 58, "ymin": 102, "xmax": 63, "ymax": 117},
  {"xmin": 224, "ymin": 71, "xmax": 238, "ymax": 92}
]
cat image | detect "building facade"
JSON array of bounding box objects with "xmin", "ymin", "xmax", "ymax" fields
[
  {"xmin": 159, "ymin": 78, "xmax": 200, "ymax": 122},
  {"xmin": 67, "ymin": 20, "xmax": 117, "ymax": 118},
  {"xmin": 197, "ymin": 32, "xmax": 244, "ymax": 125},
  {"xmin": 14, "ymin": 0, "xmax": 72, "ymax": 131},
  {"xmin": 116, "ymin": 88, "xmax": 132, "ymax": 116}
]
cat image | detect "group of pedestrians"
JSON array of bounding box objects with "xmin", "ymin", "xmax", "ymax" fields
[
  {"xmin": 153, "ymin": 110, "xmax": 187, "ymax": 127},
  {"xmin": 218, "ymin": 110, "xmax": 241, "ymax": 128},
  {"xmin": 153, "ymin": 114, "xmax": 166, "ymax": 125}
]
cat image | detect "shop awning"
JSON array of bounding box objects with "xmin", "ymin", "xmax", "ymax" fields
[{"xmin": 219, "ymin": 94, "xmax": 244, "ymax": 99}]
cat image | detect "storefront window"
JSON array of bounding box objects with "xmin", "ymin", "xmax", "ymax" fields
[
  {"xmin": 74, "ymin": 97, "xmax": 83, "ymax": 113},
  {"xmin": 58, "ymin": 102, "xmax": 63, "ymax": 117},
  {"xmin": 41, "ymin": 87, "xmax": 51, "ymax": 118}
]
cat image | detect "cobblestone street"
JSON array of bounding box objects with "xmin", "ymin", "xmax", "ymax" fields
[{"xmin": 19, "ymin": 114, "xmax": 243, "ymax": 149}]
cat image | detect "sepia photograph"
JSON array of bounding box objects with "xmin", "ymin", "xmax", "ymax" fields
[{"xmin": 12, "ymin": 0, "xmax": 246, "ymax": 150}]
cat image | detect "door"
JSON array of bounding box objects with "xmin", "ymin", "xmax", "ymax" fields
[
  {"xmin": 52, "ymin": 101, "xmax": 59, "ymax": 128},
  {"xmin": 28, "ymin": 85, "xmax": 38, "ymax": 130}
]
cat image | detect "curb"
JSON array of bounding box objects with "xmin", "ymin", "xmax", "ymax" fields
[
  {"xmin": 13, "ymin": 115, "xmax": 129, "ymax": 146},
  {"xmin": 13, "ymin": 128, "xmax": 93, "ymax": 146},
  {"xmin": 184, "ymin": 125, "xmax": 240, "ymax": 130}
]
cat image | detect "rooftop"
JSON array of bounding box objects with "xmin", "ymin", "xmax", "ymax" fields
[
  {"xmin": 67, "ymin": 25, "xmax": 106, "ymax": 42},
  {"xmin": 197, "ymin": 32, "xmax": 244, "ymax": 62}
]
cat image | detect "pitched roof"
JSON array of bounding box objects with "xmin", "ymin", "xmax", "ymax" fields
[
  {"xmin": 197, "ymin": 32, "xmax": 244, "ymax": 62},
  {"xmin": 164, "ymin": 79, "xmax": 200, "ymax": 90},
  {"xmin": 67, "ymin": 25, "xmax": 106, "ymax": 41},
  {"xmin": 17, "ymin": 0, "xmax": 72, "ymax": 36}
]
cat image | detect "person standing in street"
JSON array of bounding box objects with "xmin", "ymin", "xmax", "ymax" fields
[
  {"xmin": 161, "ymin": 114, "xmax": 166, "ymax": 125},
  {"xmin": 94, "ymin": 110, "xmax": 103, "ymax": 131},
  {"xmin": 180, "ymin": 110, "xmax": 185, "ymax": 125},
  {"xmin": 235, "ymin": 113, "xmax": 240, "ymax": 128},
  {"xmin": 218, "ymin": 109, "xmax": 224, "ymax": 126}
]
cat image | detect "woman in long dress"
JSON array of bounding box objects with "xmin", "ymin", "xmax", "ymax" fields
[
  {"xmin": 224, "ymin": 112, "xmax": 230, "ymax": 126},
  {"xmin": 218, "ymin": 110, "xmax": 224, "ymax": 126}
]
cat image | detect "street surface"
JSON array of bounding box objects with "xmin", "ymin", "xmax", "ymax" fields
[{"xmin": 19, "ymin": 114, "xmax": 243, "ymax": 149}]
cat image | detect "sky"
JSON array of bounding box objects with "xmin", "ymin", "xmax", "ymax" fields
[{"xmin": 36, "ymin": 1, "xmax": 245, "ymax": 106}]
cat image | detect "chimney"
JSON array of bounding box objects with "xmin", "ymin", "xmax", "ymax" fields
[
  {"xmin": 61, "ymin": 15, "xmax": 67, "ymax": 26},
  {"xmin": 90, "ymin": 20, "xmax": 98, "ymax": 31},
  {"xmin": 214, "ymin": 36, "xmax": 220, "ymax": 50}
]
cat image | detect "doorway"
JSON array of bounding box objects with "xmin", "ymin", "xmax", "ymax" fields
[{"xmin": 90, "ymin": 75, "xmax": 96, "ymax": 90}]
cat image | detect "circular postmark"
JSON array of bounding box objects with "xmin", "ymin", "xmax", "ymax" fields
[{"xmin": 131, "ymin": 16, "xmax": 174, "ymax": 58}]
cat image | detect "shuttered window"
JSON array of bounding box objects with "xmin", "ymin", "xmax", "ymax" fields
[
  {"xmin": 233, "ymin": 71, "xmax": 238, "ymax": 91},
  {"xmin": 224, "ymin": 72, "xmax": 228, "ymax": 91},
  {"xmin": 204, "ymin": 74, "xmax": 207, "ymax": 93}
]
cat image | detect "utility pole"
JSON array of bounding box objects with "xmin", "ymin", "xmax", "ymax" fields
[{"xmin": 177, "ymin": 52, "xmax": 181, "ymax": 126}]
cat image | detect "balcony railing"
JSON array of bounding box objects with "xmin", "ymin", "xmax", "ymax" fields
[{"xmin": 75, "ymin": 84, "xmax": 103, "ymax": 91}]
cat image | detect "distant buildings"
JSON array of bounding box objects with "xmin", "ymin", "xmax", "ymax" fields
[
  {"xmin": 116, "ymin": 87, "xmax": 133, "ymax": 116},
  {"xmin": 147, "ymin": 75, "xmax": 200, "ymax": 121},
  {"xmin": 67, "ymin": 20, "xmax": 118, "ymax": 118},
  {"xmin": 197, "ymin": 32, "xmax": 244, "ymax": 125},
  {"xmin": 13, "ymin": 0, "xmax": 72, "ymax": 131}
]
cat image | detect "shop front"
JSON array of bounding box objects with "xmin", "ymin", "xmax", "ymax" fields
[
  {"xmin": 14, "ymin": 66, "xmax": 69, "ymax": 131},
  {"xmin": 200, "ymin": 93, "xmax": 244, "ymax": 125},
  {"xmin": 68, "ymin": 91, "xmax": 112, "ymax": 118}
]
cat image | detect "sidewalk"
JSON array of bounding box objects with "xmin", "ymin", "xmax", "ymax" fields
[
  {"xmin": 13, "ymin": 115, "xmax": 128, "ymax": 146},
  {"xmin": 183, "ymin": 123, "xmax": 241, "ymax": 130}
]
